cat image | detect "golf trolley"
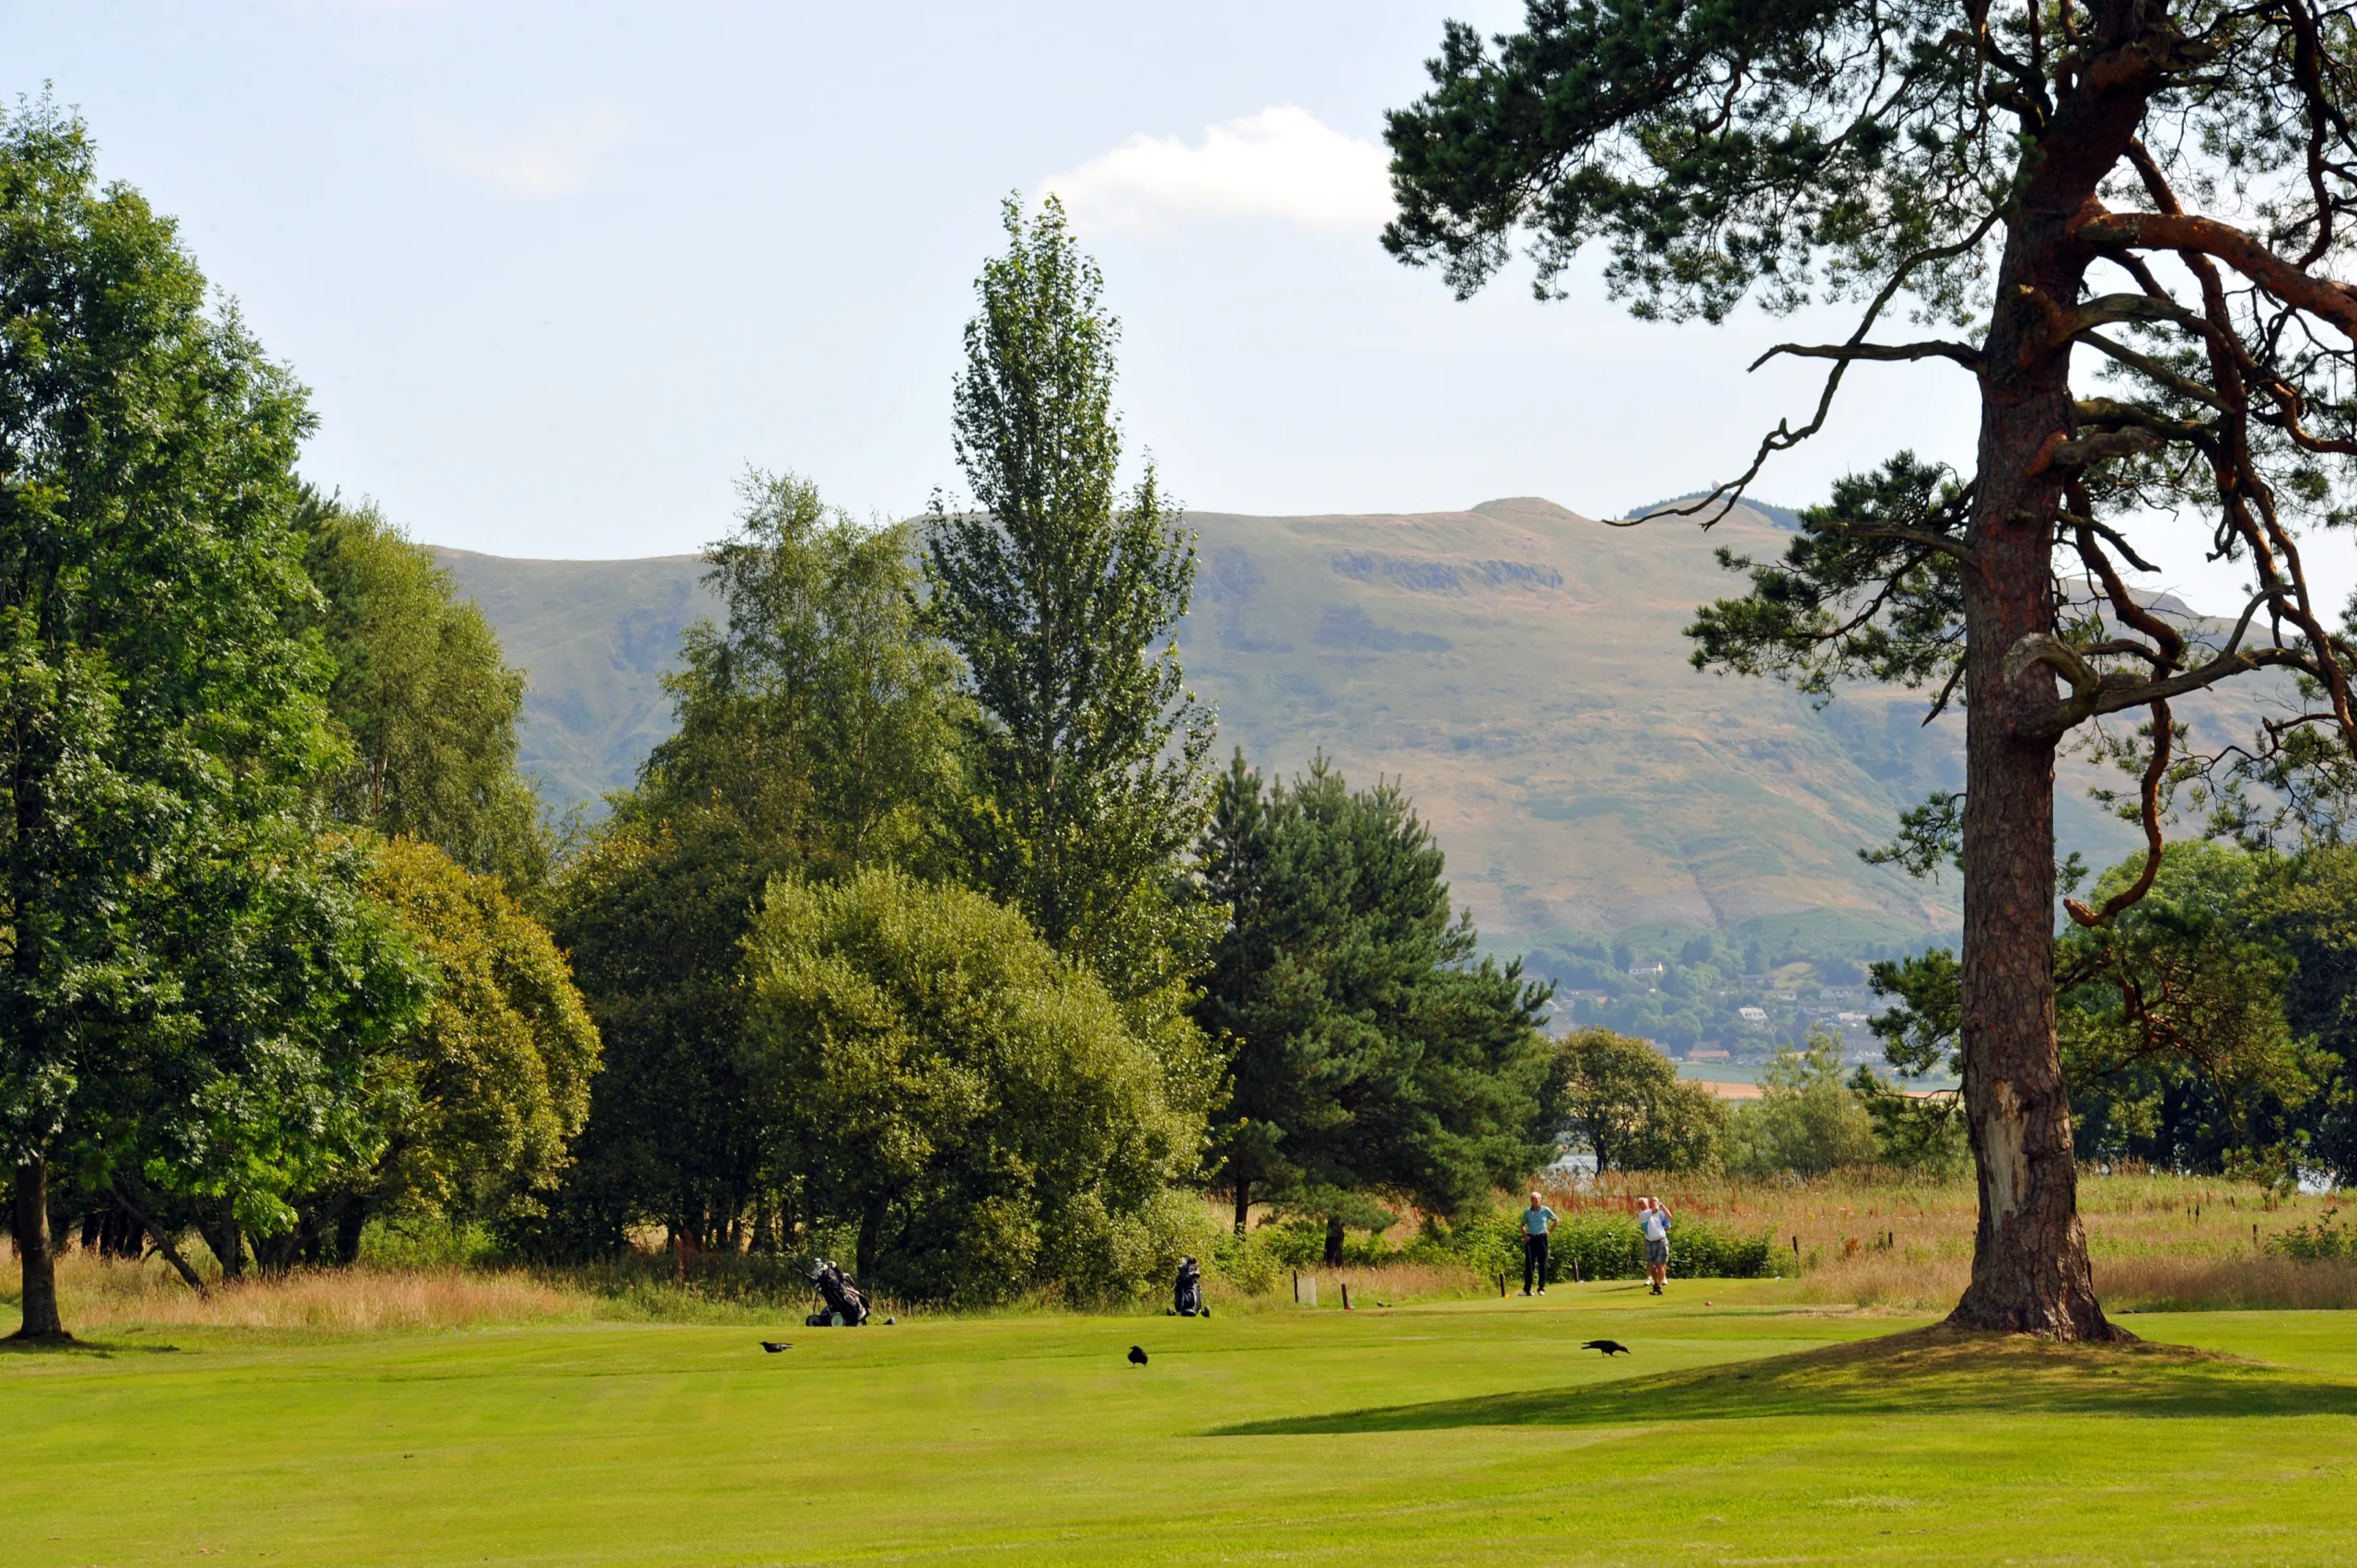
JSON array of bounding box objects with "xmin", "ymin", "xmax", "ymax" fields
[
  {"xmin": 803, "ymin": 1258, "xmax": 871, "ymax": 1327},
  {"xmin": 1167, "ymin": 1255, "xmax": 1208, "ymax": 1318}
]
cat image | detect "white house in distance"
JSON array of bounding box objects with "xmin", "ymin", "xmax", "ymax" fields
[{"xmin": 1738, "ymin": 1005, "xmax": 1769, "ymax": 1024}]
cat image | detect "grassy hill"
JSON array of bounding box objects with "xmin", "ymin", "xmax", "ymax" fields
[
  {"xmin": 434, "ymin": 547, "xmax": 714, "ymax": 812},
  {"xmin": 436, "ymin": 497, "xmax": 2271, "ymax": 956}
]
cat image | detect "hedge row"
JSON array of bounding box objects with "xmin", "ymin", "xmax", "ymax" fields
[
  {"xmin": 1209, "ymin": 1208, "xmax": 1782, "ymax": 1287},
  {"xmin": 1442, "ymin": 1211, "xmax": 1781, "ymax": 1282}
]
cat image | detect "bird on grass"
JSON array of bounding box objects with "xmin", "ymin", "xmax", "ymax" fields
[
  {"xmin": 760, "ymin": 1341, "xmax": 794, "ymax": 1353},
  {"xmin": 1582, "ymin": 1339, "xmax": 1631, "ymax": 1356},
  {"xmin": 1127, "ymin": 1345, "xmax": 1149, "ymax": 1366}
]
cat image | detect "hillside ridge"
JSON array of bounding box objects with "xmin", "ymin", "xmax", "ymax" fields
[{"xmin": 435, "ymin": 495, "xmax": 2258, "ymax": 957}]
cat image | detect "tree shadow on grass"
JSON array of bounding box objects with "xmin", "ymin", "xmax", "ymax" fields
[
  {"xmin": 1215, "ymin": 1328, "xmax": 2357, "ymax": 1434},
  {"xmin": 1, "ymin": 1334, "xmax": 180, "ymax": 1359}
]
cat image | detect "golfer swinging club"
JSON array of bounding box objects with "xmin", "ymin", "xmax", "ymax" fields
[
  {"xmin": 1639, "ymin": 1195, "xmax": 1672, "ymax": 1295},
  {"xmin": 1520, "ymin": 1191, "xmax": 1556, "ymax": 1295}
]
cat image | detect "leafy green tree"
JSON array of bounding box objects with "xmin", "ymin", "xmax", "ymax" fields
[
  {"xmin": 539, "ymin": 475, "xmax": 960, "ymax": 1258},
  {"xmin": 648, "ymin": 472, "xmax": 961, "ymax": 877},
  {"xmin": 1195, "ymin": 753, "xmax": 1552, "ymax": 1258},
  {"xmin": 1384, "ymin": 0, "xmax": 2357, "ymax": 1338},
  {"xmin": 1539, "ymin": 1028, "xmax": 1728, "ymax": 1172},
  {"xmin": 303, "ymin": 496, "xmax": 547, "ymax": 890},
  {"xmin": 742, "ymin": 865, "xmax": 1202, "ymax": 1301},
  {"xmin": 242, "ymin": 836, "xmax": 598, "ymax": 1267},
  {"xmin": 535, "ymin": 813, "xmax": 772, "ymax": 1257},
  {"xmin": 2253, "ymin": 846, "xmax": 2357, "ymax": 1185},
  {"xmin": 0, "ymin": 103, "xmax": 424, "ymax": 1338},
  {"xmin": 1724, "ymin": 1038, "xmax": 1879, "ymax": 1179},
  {"xmin": 924, "ymin": 196, "xmax": 1216, "ymax": 1014},
  {"xmin": 2058, "ymin": 844, "xmax": 2324, "ymax": 1179},
  {"xmin": 1854, "ymin": 948, "xmax": 1970, "ymax": 1171}
]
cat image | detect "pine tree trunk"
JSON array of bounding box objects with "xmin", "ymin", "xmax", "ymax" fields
[
  {"xmin": 1323, "ymin": 1213, "xmax": 1344, "ymax": 1267},
  {"xmin": 10, "ymin": 1159, "xmax": 69, "ymax": 1342},
  {"xmin": 1232, "ymin": 1179, "xmax": 1250, "ymax": 1238},
  {"xmin": 1945, "ymin": 53, "xmax": 2149, "ymax": 1342}
]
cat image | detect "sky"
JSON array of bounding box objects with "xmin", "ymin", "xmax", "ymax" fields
[{"xmin": 6, "ymin": 1, "xmax": 2352, "ymax": 614}]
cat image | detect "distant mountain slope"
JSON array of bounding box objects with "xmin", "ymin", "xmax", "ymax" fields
[
  {"xmin": 435, "ymin": 499, "xmax": 2273, "ymax": 951},
  {"xmin": 434, "ymin": 548, "xmax": 715, "ymax": 810}
]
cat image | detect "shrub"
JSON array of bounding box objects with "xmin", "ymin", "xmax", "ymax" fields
[
  {"xmin": 742, "ymin": 867, "xmax": 1205, "ymax": 1305},
  {"xmin": 2272, "ymin": 1207, "xmax": 2354, "ymax": 1260},
  {"xmin": 1724, "ymin": 1037, "xmax": 1878, "ymax": 1178},
  {"xmin": 1205, "ymin": 1227, "xmax": 1289, "ymax": 1295}
]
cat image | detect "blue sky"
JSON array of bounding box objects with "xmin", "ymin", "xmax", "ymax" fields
[{"xmin": 4, "ymin": 2, "xmax": 2340, "ymax": 612}]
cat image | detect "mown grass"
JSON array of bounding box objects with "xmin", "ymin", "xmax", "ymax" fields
[{"xmin": 6, "ymin": 1275, "xmax": 2356, "ymax": 1566}]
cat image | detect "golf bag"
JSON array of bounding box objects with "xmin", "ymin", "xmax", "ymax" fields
[
  {"xmin": 804, "ymin": 1259, "xmax": 870, "ymax": 1327},
  {"xmin": 1170, "ymin": 1256, "xmax": 1206, "ymax": 1318}
]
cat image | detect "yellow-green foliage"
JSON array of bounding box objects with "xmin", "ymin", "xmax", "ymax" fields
[
  {"xmin": 1724, "ymin": 1036, "xmax": 1879, "ymax": 1178},
  {"xmin": 308, "ymin": 503, "xmax": 546, "ymax": 889},
  {"xmin": 362, "ymin": 837, "xmax": 600, "ymax": 1218},
  {"xmin": 743, "ymin": 866, "xmax": 1205, "ymax": 1303}
]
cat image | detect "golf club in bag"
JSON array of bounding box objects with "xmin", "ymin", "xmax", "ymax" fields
[{"xmin": 804, "ymin": 1259, "xmax": 870, "ymax": 1327}]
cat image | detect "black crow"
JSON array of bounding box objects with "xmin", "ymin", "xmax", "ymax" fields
[
  {"xmin": 761, "ymin": 1341, "xmax": 793, "ymax": 1353},
  {"xmin": 1582, "ymin": 1339, "xmax": 1631, "ymax": 1356},
  {"xmin": 1127, "ymin": 1345, "xmax": 1149, "ymax": 1366}
]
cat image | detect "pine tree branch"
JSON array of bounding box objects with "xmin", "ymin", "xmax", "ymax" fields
[{"xmin": 1748, "ymin": 340, "xmax": 1985, "ymax": 372}]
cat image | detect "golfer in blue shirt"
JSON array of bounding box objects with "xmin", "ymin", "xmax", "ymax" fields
[{"xmin": 1520, "ymin": 1191, "xmax": 1556, "ymax": 1295}]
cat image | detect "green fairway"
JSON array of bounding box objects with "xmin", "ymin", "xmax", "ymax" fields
[{"xmin": 6, "ymin": 1283, "xmax": 2356, "ymax": 1567}]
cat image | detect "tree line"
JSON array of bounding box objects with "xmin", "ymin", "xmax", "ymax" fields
[{"xmin": 0, "ymin": 120, "xmax": 1556, "ymax": 1338}]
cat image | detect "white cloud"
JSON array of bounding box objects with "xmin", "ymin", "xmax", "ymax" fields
[
  {"xmin": 1042, "ymin": 106, "xmax": 1391, "ymax": 232},
  {"xmin": 415, "ymin": 104, "xmax": 629, "ymax": 197}
]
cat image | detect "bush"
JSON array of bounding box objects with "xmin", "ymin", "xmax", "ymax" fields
[
  {"xmin": 1205, "ymin": 1227, "xmax": 1289, "ymax": 1295},
  {"xmin": 1253, "ymin": 1218, "xmax": 1402, "ymax": 1269},
  {"xmin": 2272, "ymin": 1207, "xmax": 2355, "ymax": 1260},
  {"xmin": 742, "ymin": 867, "xmax": 1205, "ymax": 1306},
  {"xmin": 1724, "ymin": 1038, "xmax": 1878, "ymax": 1178}
]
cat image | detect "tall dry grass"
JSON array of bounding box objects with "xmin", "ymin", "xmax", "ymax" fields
[
  {"xmin": 1521, "ymin": 1167, "xmax": 2355, "ymax": 1312},
  {"xmin": 11, "ymin": 1249, "xmax": 590, "ymax": 1333},
  {"xmin": 8, "ymin": 1169, "xmax": 2348, "ymax": 1334},
  {"xmin": 0, "ymin": 1242, "xmax": 852, "ymax": 1335}
]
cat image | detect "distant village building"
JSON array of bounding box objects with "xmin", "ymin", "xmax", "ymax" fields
[
  {"xmin": 1628, "ymin": 962, "xmax": 1665, "ymax": 979},
  {"xmin": 1738, "ymin": 1005, "xmax": 1769, "ymax": 1024}
]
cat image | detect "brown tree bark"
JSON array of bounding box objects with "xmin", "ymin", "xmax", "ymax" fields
[
  {"xmin": 9, "ymin": 1158, "xmax": 70, "ymax": 1342},
  {"xmin": 1947, "ymin": 15, "xmax": 2154, "ymax": 1342}
]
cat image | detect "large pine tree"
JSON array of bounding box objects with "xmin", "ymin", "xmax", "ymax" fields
[{"xmin": 1386, "ymin": 0, "xmax": 2357, "ymax": 1337}]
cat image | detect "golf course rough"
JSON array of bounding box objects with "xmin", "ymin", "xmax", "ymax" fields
[{"xmin": 6, "ymin": 1281, "xmax": 2355, "ymax": 1565}]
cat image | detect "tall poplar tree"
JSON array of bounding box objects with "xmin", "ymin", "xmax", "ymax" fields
[
  {"xmin": 1386, "ymin": 0, "xmax": 2357, "ymax": 1338},
  {"xmin": 924, "ymin": 196, "xmax": 1217, "ymax": 1012}
]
